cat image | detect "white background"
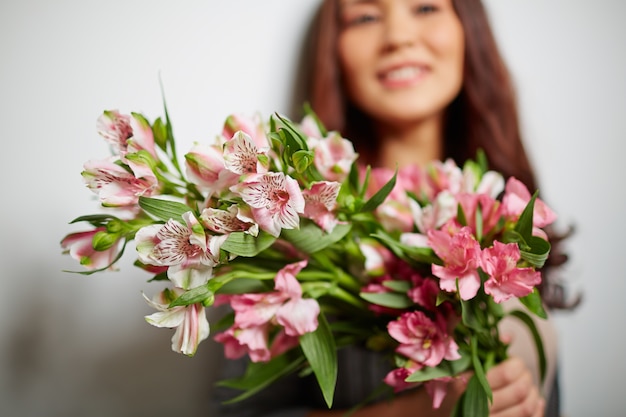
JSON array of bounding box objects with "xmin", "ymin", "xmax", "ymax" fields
[{"xmin": 1, "ymin": 1, "xmax": 624, "ymax": 416}]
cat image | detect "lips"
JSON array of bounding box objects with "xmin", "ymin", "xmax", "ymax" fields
[{"xmin": 378, "ymin": 63, "xmax": 429, "ymax": 87}]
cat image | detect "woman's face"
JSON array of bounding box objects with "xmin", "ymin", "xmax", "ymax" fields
[{"xmin": 337, "ymin": 0, "xmax": 465, "ymax": 128}]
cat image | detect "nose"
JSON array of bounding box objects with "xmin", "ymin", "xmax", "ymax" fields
[{"xmin": 381, "ymin": 5, "xmax": 418, "ymax": 52}]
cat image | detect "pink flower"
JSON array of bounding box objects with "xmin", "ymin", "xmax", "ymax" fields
[
  {"xmin": 388, "ymin": 311, "xmax": 460, "ymax": 368},
  {"xmin": 482, "ymin": 241, "xmax": 542, "ymax": 303},
  {"xmin": 299, "ymin": 115, "xmax": 323, "ymax": 139},
  {"xmin": 96, "ymin": 110, "xmax": 132, "ymax": 153},
  {"xmin": 96, "ymin": 110, "xmax": 157, "ymax": 161},
  {"xmin": 428, "ymin": 226, "xmax": 482, "ymax": 300},
  {"xmin": 214, "ymin": 324, "xmax": 272, "ymax": 362},
  {"xmin": 384, "ymin": 362, "xmax": 422, "ymax": 393},
  {"xmin": 424, "ymin": 377, "xmax": 457, "ymax": 409},
  {"xmin": 232, "ymin": 172, "xmax": 305, "ymax": 237},
  {"xmin": 222, "ymin": 113, "xmax": 269, "ymax": 149},
  {"xmin": 82, "ymin": 158, "xmax": 158, "ymax": 207},
  {"xmin": 359, "ymin": 239, "xmax": 394, "ymax": 276},
  {"xmin": 302, "ymin": 181, "xmax": 341, "ymax": 233},
  {"xmin": 135, "ymin": 212, "xmax": 223, "ymax": 289},
  {"xmin": 143, "ymin": 289, "xmax": 210, "ymax": 356},
  {"xmin": 274, "ymin": 261, "xmax": 320, "ymax": 336},
  {"xmin": 185, "ymin": 143, "xmax": 239, "ymax": 195},
  {"xmin": 456, "ymin": 192, "xmax": 502, "ymax": 236},
  {"xmin": 308, "ymin": 131, "xmax": 357, "ymax": 182},
  {"xmin": 409, "ymin": 191, "xmax": 457, "ymax": 234},
  {"xmin": 214, "ymin": 261, "xmax": 319, "ymax": 362},
  {"xmin": 60, "ymin": 227, "xmax": 121, "ymax": 270},
  {"xmin": 200, "ymin": 206, "xmax": 259, "ymax": 236},
  {"xmin": 426, "ymin": 159, "xmax": 464, "ymax": 195},
  {"xmin": 502, "ymin": 177, "xmax": 557, "ymax": 228},
  {"xmin": 223, "ymin": 131, "xmax": 269, "ymax": 175}
]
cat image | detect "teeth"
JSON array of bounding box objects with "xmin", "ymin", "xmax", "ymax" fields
[{"xmin": 384, "ymin": 66, "xmax": 423, "ymax": 81}]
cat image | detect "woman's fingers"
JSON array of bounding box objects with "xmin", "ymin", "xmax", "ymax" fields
[{"xmin": 487, "ymin": 357, "xmax": 545, "ymax": 417}]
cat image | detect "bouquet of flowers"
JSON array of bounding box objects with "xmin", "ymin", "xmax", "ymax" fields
[{"xmin": 61, "ymin": 97, "xmax": 554, "ymax": 416}]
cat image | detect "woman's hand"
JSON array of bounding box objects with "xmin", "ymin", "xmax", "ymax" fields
[{"xmin": 488, "ymin": 356, "xmax": 545, "ymax": 417}]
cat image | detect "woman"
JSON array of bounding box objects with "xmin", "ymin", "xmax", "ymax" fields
[{"xmin": 213, "ymin": 0, "xmax": 572, "ymax": 415}]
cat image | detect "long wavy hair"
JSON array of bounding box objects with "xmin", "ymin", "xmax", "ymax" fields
[{"xmin": 301, "ymin": 0, "xmax": 577, "ymax": 309}]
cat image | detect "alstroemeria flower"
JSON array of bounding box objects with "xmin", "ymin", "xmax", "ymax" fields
[
  {"xmin": 409, "ymin": 191, "xmax": 457, "ymax": 234},
  {"xmin": 302, "ymin": 181, "xmax": 341, "ymax": 233},
  {"xmin": 456, "ymin": 192, "xmax": 502, "ymax": 237},
  {"xmin": 308, "ymin": 131, "xmax": 357, "ymax": 182},
  {"xmin": 482, "ymin": 241, "xmax": 542, "ymax": 303},
  {"xmin": 200, "ymin": 205, "xmax": 258, "ymax": 236},
  {"xmin": 96, "ymin": 110, "xmax": 133, "ymax": 153},
  {"xmin": 97, "ymin": 110, "xmax": 157, "ymax": 161},
  {"xmin": 223, "ymin": 131, "xmax": 270, "ymax": 175},
  {"xmin": 185, "ymin": 142, "xmax": 239, "ymax": 195},
  {"xmin": 424, "ymin": 376, "xmax": 458, "ymax": 409},
  {"xmin": 388, "ymin": 311, "xmax": 460, "ymax": 368},
  {"xmin": 214, "ymin": 261, "xmax": 319, "ymax": 362},
  {"xmin": 222, "ymin": 113, "xmax": 269, "ymax": 149},
  {"xmin": 60, "ymin": 227, "xmax": 121, "ymax": 270},
  {"xmin": 426, "ymin": 159, "xmax": 464, "ymax": 195},
  {"xmin": 143, "ymin": 289, "xmax": 209, "ymax": 356},
  {"xmin": 384, "ymin": 361, "xmax": 422, "ymax": 393},
  {"xmin": 82, "ymin": 158, "xmax": 157, "ymax": 207},
  {"xmin": 502, "ymin": 177, "xmax": 557, "ymax": 228},
  {"xmin": 359, "ymin": 239, "xmax": 394, "ymax": 276},
  {"xmin": 135, "ymin": 212, "xmax": 223, "ymax": 289},
  {"xmin": 428, "ymin": 225, "xmax": 483, "ymax": 300},
  {"xmin": 232, "ymin": 172, "xmax": 305, "ymax": 237}
]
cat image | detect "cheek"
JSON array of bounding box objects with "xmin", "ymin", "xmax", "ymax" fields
[{"xmin": 431, "ymin": 21, "xmax": 465, "ymax": 76}]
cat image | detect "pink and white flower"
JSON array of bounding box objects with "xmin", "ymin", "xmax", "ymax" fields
[
  {"xmin": 82, "ymin": 158, "xmax": 158, "ymax": 207},
  {"xmin": 308, "ymin": 131, "xmax": 357, "ymax": 182},
  {"xmin": 482, "ymin": 241, "xmax": 542, "ymax": 303},
  {"xmin": 185, "ymin": 143, "xmax": 239, "ymax": 195},
  {"xmin": 232, "ymin": 172, "xmax": 305, "ymax": 237},
  {"xmin": 214, "ymin": 261, "xmax": 319, "ymax": 362},
  {"xmin": 60, "ymin": 227, "xmax": 121, "ymax": 270},
  {"xmin": 200, "ymin": 205, "xmax": 259, "ymax": 236},
  {"xmin": 222, "ymin": 113, "xmax": 269, "ymax": 149},
  {"xmin": 302, "ymin": 181, "xmax": 341, "ymax": 233},
  {"xmin": 428, "ymin": 225, "xmax": 483, "ymax": 300},
  {"xmin": 143, "ymin": 288, "xmax": 210, "ymax": 356},
  {"xmin": 135, "ymin": 212, "xmax": 224, "ymax": 289},
  {"xmin": 223, "ymin": 131, "xmax": 270, "ymax": 175}
]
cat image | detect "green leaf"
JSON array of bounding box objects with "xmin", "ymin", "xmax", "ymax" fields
[
  {"xmin": 216, "ymin": 278, "xmax": 269, "ymax": 294},
  {"xmin": 300, "ymin": 313, "xmax": 337, "ymax": 408},
  {"xmin": 359, "ymin": 291, "xmax": 413, "ymax": 309},
  {"xmin": 382, "ymin": 280, "xmax": 411, "ymax": 293},
  {"xmin": 275, "ymin": 113, "xmax": 308, "ymax": 151},
  {"xmin": 281, "ymin": 221, "xmax": 351, "ymax": 254},
  {"xmin": 405, "ymin": 353, "xmax": 471, "ymax": 382},
  {"xmin": 138, "ymin": 196, "xmax": 191, "ymax": 223},
  {"xmin": 169, "ymin": 285, "xmax": 213, "ymax": 308},
  {"xmin": 509, "ymin": 309, "xmax": 547, "ymax": 383},
  {"xmin": 462, "ymin": 374, "xmax": 490, "ymax": 417},
  {"xmin": 470, "ymin": 336, "xmax": 492, "ymax": 403},
  {"xmin": 518, "ymin": 288, "xmax": 548, "ymax": 319},
  {"xmin": 360, "ymin": 169, "xmax": 397, "ymax": 212},
  {"xmin": 520, "ymin": 236, "xmax": 551, "ymax": 268},
  {"xmin": 218, "ymin": 354, "xmax": 306, "ymax": 404},
  {"xmin": 514, "ymin": 191, "xmax": 538, "ymax": 242},
  {"xmin": 221, "ymin": 231, "xmax": 277, "ymax": 257},
  {"xmin": 69, "ymin": 214, "xmax": 119, "ymax": 227}
]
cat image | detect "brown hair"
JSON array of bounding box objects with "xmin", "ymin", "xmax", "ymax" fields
[{"xmin": 302, "ymin": 0, "xmax": 577, "ymax": 309}]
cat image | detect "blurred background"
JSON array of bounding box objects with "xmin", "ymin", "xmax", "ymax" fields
[{"xmin": 1, "ymin": 1, "xmax": 624, "ymax": 416}]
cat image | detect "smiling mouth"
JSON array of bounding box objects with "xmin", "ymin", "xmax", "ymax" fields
[{"xmin": 379, "ymin": 65, "xmax": 427, "ymax": 85}]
